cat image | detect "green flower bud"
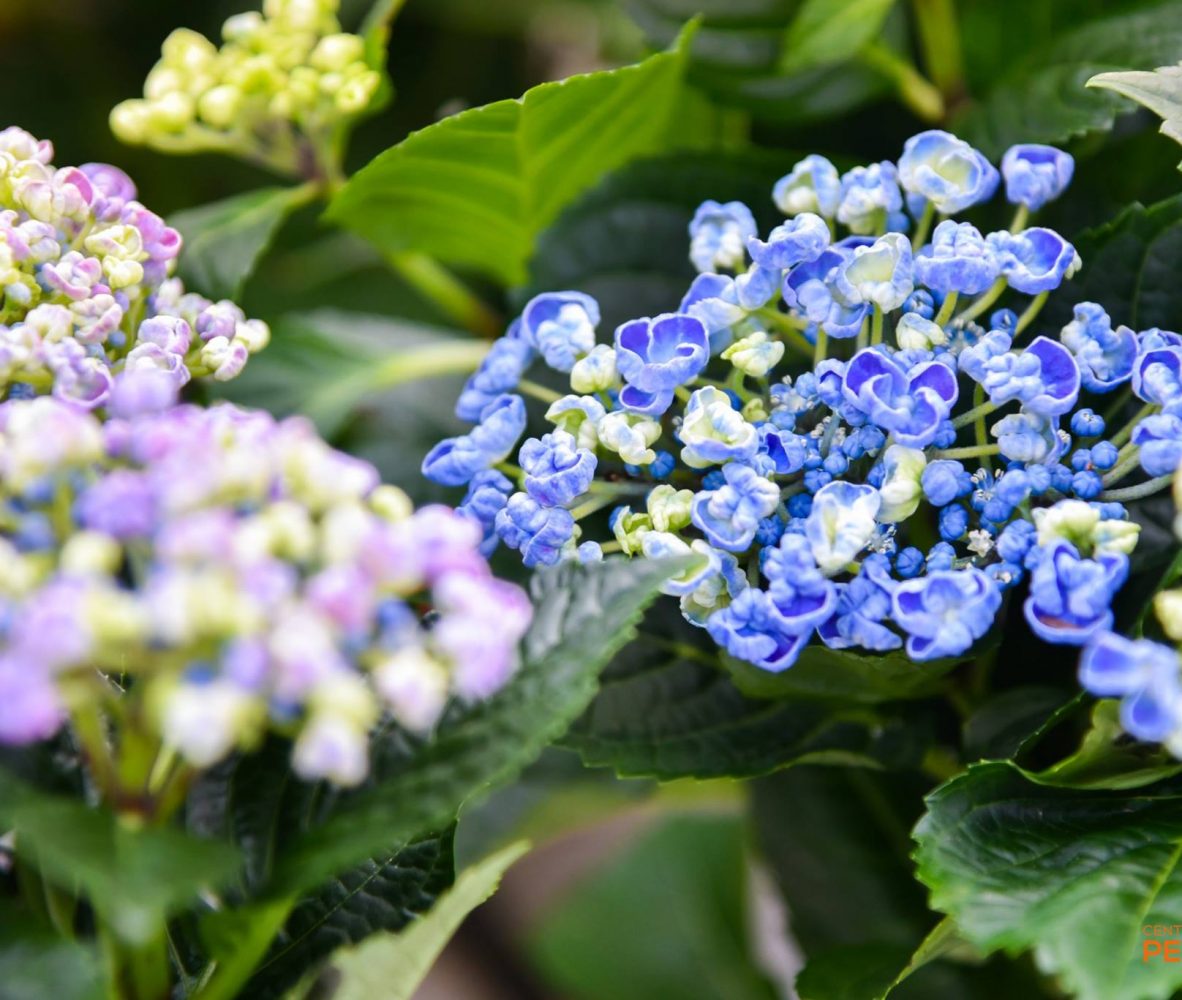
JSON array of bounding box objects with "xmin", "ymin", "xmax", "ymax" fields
[
  {"xmin": 646, "ymin": 484, "xmax": 694, "ymax": 532},
  {"xmin": 197, "ymin": 84, "xmax": 244, "ymax": 129},
  {"xmin": 110, "ymin": 101, "xmax": 152, "ymax": 144},
  {"xmin": 611, "ymin": 507, "xmax": 652, "ymax": 555},
  {"xmin": 721, "ymin": 330, "xmax": 784, "ymax": 378},
  {"xmin": 570, "ymin": 344, "xmax": 618, "ymax": 394},
  {"xmin": 149, "ymin": 92, "xmax": 196, "ymax": 133},
  {"xmin": 311, "ymin": 33, "xmax": 365, "ymax": 72}
]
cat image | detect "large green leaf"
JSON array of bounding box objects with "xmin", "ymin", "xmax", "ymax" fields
[
  {"xmin": 0, "ymin": 772, "xmax": 240, "ymax": 944},
  {"xmin": 529, "ymin": 814, "xmax": 777, "ymax": 1000},
  {"xmin": 325, "ymin": 32, "xmax": 694, "ymax": 286},
  {"xmin": 915, "ymin": 761, "xmax": 1182, "ymax": 1000},
  {"xmin": 170, "ymin": 185, "xmax": 317, "ymax": 301},
  {"xmin": 624, "ymin": 0, "xmax": 892, "ymax": 123},
  {"xmin": 953, "ymin": 0, "xmax": 1182, "ymax": 157},
  {"xmin": 264, "ymin": 556, "xmax": 680, "ymax": 895},
  {"xmin": 780, "ymin": 0, "xmax": 897, "ymax": 73},
  {"xmin": 312, "ymin": 840, "xmax": 528, "ymax": 1000},
  {"xmin": 562, "ymin": 607, "xmax": 930, "ymax": 780},
  {"xmin": 1091, "ymin": 62, "xmax": 1182, "ymax": 160}
]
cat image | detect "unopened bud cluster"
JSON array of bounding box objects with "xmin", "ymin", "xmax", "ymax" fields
[{"xmin": 110, "ymin": 0, "xmax": 380, "ymax": 179}]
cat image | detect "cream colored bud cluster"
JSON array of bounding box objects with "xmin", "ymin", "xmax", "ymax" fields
[{"xmin": 110, "ymin": 0, "xmax": 380, "ymax": 178}]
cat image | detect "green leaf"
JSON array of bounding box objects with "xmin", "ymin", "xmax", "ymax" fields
[
  {"xmin": 318, "ymin": 841, "xmax": 528, "ymax": 1000},
  {"xmin": 953, "ymin": 0, "xmax": 1182, "ymax": 157},
  {"xmin": 0, "ymin": 903, "xmax": 104, "ymax": 1000},
  {"xmin": 243, "ymin": 832, "xmax": 455, "ymax": 999},
  {"xmin": 1091, "ymin": 62, "xmax": 1182, "ymax": 161},
  {"xmin": 529, "ymin": 814, "xmax": 777, "ymax": 1000},
  {"xmin": 265, "ymin": 556, "xmax": 679, "ymax": 895},
  {"xmin": 795, "ymin": 920, "xmax": 974, "ymax": 1000},
  {"xmin": 781, "ymin": 0, "xmax": 896, "ymax": 72},
  {"xmin": 914, "ymin": 761, "xmax": 1182, "ymax": 1000},
  {"xmin": 170, "ymin": 185, "xmax": 315, "ymax": 301},
  {"xmin": 722, "ymin": 644, "xmax": 966, "ymax": 704},
  {"xmin": 325, "ymin": 31, "xmax": 694, "ymax": 286},
  {"xmin": 624, "ymin": 0, "xmax": 894, "ymax": 123},
  {"xmin": 1036, "ymin": 700, "xmax": 1182, "ymax": 790},
  {"xmin": 1045, "ymin": 193, "xmax": 1182, "ymax": 333},
  {"xmin": 961, "ymin": 686, "xmax": 1078, "ymax": 762},
  {"xmin": 0, "ymin": 773, "xmax": 240, "ymax": 945},
  {"xmin": 754, "ymin": 767, "xmax": 1026, "ymax": 1000},
  {"xmin": 562, "ymin": 606, "xmax": 930, "ymax": 780}
]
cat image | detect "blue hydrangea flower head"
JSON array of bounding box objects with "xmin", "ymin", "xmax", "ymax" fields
[
  {"xmin": 457, "ymin": 469, "xmax": 514, "ymax": 555},
  {"xmin": 834, "ymin": 233, "xmax": 914, "ymax": 312},
  {"xmin": 615, "ymin": 312, "xmax": 709, "ymax": 416},
  {"xmin": 747, "ymin": 213, "xmax": 830, "ymax": 270},
  {"xmin": 1079, "ymin": 632, "xmax": 1182, "ymax": 742},
  {"xmin": 1132, "ymin": 413, "xmax": 1182, "ymax": 476},
  {"xmin": 679, "ymin": 386, "xmax": 759, "ymax": 469},
  {"xmin": 805, "ymin": 480, "xmax": 881, "ymax": 575},
  {"xmin": 773, "ymin": 155, "xmax": 841, "ymax": 218},
  {"xmin": 1059, "ymin": 302, "xmax": 1137, "ymax": 394},
  {"xmin": 891, "ymin": 566, "xmax": 1001, "ymax": 660},
  {"xmin": 1024, "ymin": 538, "xmax": 1128, "ymax": 644},
  {"xmin": 818, "ymin": 553, "xmax": 901, "ymax": 651},
  {"xmin": 679, "ymin": 273, "xmax": 746, "ymax": 354},
  {"xmin": 706, "ymin": 587, "xmax": 810, "ymax": 672},
  {"xmin": 782, "ymin": 247, "xmax": 869, "ymax": 339},
  {"xmin": 897, "ymin": 130, "xmax": 999, "ymax": 214},
  {"xmin": 1001, "ymin": 144, "xmax": 1074, "ymax": 211},
  {"xmin": 494, "ymin": 493, "xmax": 575, "ymax": 567},
  {"xmin": 979, "ymin": 336, "xmax": 1080, "ymax": 416},
  {"xmin": 958, "ymin": 329, "xmax": 1012, "ymax": 381},
  {"xmin": 519, "ymin": 430, "xmax": 597, "ymax": 507},
  {"xmin": 843, "ymin": 349, "xmax": 958, "ymax": 448},
  {"xmin": 835, "ymin": 162, "xmax": 903, "ymax": 235},
  {"xmin": 455, "ymin": 332, "xmax": 535, "ymax": 421},
  {"xmin": 986, "ymin": 228, "xmax": 1080, "ymax": 294},
  {"xmin": 1132, "ymin": 345, "xmax": 1182, "ymax": 410},
  {"xmin": 690, "ymin": 461, "xmax": 779, "ymax": 551},
  {"xmin": 992, "ymin": 410, "xmax": 1063, "ymax": 464},
  {"xmin": 914, "ymin": 220, "xmax": 999, "ymax": 296},
  {"xmin": 422, "ymin": 393, "xmax": 527, "ymax": 487},
  {"xmin": 520, "ymin": 291, "xmax": 600, "ymax": 373},
  {"xmin": 763, "ymin": 532, "xmax": 837, "ymax": 632},
  {"xmin": 689, "ymin": 200, "xmax": 758, "ymax": 274}
]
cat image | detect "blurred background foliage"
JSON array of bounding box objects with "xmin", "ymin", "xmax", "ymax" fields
[{"xmin": 6, "ymin": 1, "xmax": 1182, "ymax": 997}]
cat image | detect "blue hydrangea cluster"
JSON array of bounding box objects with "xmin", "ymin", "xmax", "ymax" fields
[
  {"xmin": 0, "ymin": 127, "xmax": 268, "ymax": 408},
  {"xmin": 1077, "ymin": 471, "xmax": 1182, "ymax": 755},
  {"xmin": 0, "ymin": 371, "xmax": 531, "ymax": 786},
  {"xmin": 425, "ymin": 130, "xmax": 1177, "ymax": 673}
]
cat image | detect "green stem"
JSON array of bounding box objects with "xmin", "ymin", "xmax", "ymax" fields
[
  {"xmin": 859, "ymin": 42, "xmax": 945, "ymax": 122},
  {"xmin": 870, "ymin": 305, "xmax": 885, "ymax": 346},
  {"xmin": 1009, "ymin": 204, "xmax": 1030, "ymax": 234},
  {"xmin": 911, "ymin": 201, "xmax": 936, "ymax": 249},
  {"xmin": 933, "ymin": 290, "xmax": 958, "ymax": 327},
  {"xmin": 972, "ymin": 383, "xmax": 992, "ymax": 471},
  {"xmin": 956, "ymin": 276, "xmax": 1006, "ymax": 323},
  {"xmin": 910, "ymin": 0, "xmax": 964, "ymax": 98},
  {"xmin": 951, "ymin": 395, "xmax": 997, "ymax": 429},
  {"xmin": 933, "ymin": 443, "xmax": 1001, "ymax": 460},
  {"xmin": 384, "ymin": 251, "xmax": 501, "ymax": 337},
  {"xmin": 587, "ymin": 480, "xmax": 651, "ymax": 496},
  {"xmin": 569, "ymin": 494, "xmax": 619, "ymax": 521},
  {"xmin": 1102, "ymin": 448, "xmax": 1142, "ymax": 487},
  {"xmin": 1097, "ymin": 474, "xmax": 1173, "ymax": 502},
  {"xmin": 518, "ymin": 378, "xmax": 563, "ymax": 405},
  {"xmin": 1110, "ymin": 401, "xmax": 1157, "ymax": 448},
  {"xmin": 814, "ymin": 326, "xmax": 829, "ymax": 366},
  {"xmin": 306, "ymin": 340, "xmax": 490, "ymax": 426},
  {"xmin": 1014, "ymin": 291, "xmax": 1048, "ymax": 336}
]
